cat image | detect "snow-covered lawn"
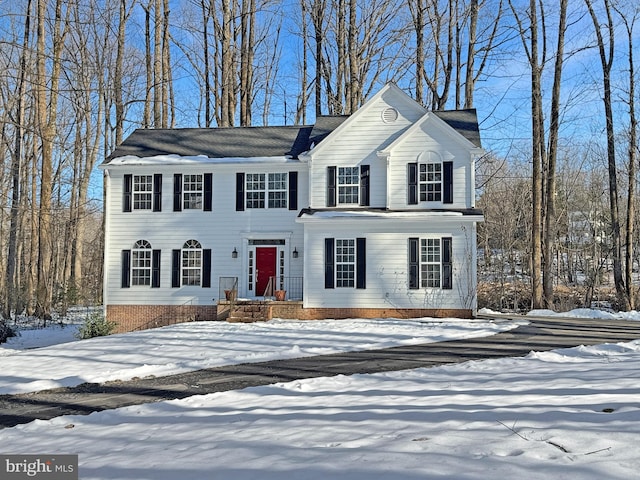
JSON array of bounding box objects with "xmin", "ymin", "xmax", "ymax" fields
[
  {"xmin": 0, "ymin": 317, "xmax": 518, "ymax": 395},
  {"xmin": 1, "ymin": 311, "xmax": 639, "ymax": 479}
]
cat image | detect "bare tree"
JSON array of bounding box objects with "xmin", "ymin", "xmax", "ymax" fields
[
  {"xmin": 542, "ymin": 0, "xmax": 568, "ymax": 305},
  {"xmin": 612, "ymin": 2, "xmax": 638, "ymax": 309},
  {"xmin": 585, "ymin": 0, "xmax": 629, "ymax": 310},
  {"xmin": 4, "ymin": 0, "xmax": 33, "ymax": 319},
  {"xmin": 509, "ymin": 0, "xmax": 544, "ymax": 308}
]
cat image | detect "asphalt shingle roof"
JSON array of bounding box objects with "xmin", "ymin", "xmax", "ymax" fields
[{"xmin": 102, "ymin": 110, "xmax": 481, "ymax": 164}]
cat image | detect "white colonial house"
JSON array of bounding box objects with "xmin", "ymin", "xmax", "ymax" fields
[{"xmin": 100, "ymin": 83, "xmax": 484, "ymax": 331}]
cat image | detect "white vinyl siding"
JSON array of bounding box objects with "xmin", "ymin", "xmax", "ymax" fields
[
  {"xmin": 103, "ymin": 166, "xmax": 306, "ymax": 305},
  {"xmin": 301, "ymin": 219, "xmax": 477, "ymax": 310}
]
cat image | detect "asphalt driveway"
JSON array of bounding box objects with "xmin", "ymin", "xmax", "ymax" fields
[{"xmin": 1, "ymin": 314, "xmax": 639, "ymax": 429}]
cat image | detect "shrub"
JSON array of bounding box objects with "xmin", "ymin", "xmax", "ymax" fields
[
  {"xmin": 0, "ymin": 321, "xmax": 16, "ymax": 344},
  {"xmin": 76, "ymin": 312, "xmax": 116, "ymax": 339}
]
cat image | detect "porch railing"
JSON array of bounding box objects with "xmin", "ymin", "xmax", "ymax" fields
[
  {"xmin": 265, "ymin": 276, "xmax": 303, "ymax": 300},
  {"xmin": 218, "ymin": 276, "xmax": 239, "ymax": 302}
]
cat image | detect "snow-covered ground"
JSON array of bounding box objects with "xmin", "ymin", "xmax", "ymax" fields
[
  {"xmin": 1, "ymin": 310, "xmax": 639, "ymax": 479},
  {"xmin": 0, "ymin": 317, "xmax": 517, "ymax": 395}
]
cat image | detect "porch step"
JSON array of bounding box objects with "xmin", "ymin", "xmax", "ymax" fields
[{"xmin": 227, "ymin": 302, "xmax": 272, "ymax": 323}]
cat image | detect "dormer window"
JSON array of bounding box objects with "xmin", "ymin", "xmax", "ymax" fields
[
  {"xmin": 408, "ymin": 156, "xmax": 453, "ymax": 205},
  {"xmin": 420, "ymin": 163, "xmax": 442, "ymax": 202}
]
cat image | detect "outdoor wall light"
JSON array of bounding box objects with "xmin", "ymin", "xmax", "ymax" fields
[
  {"xmin": 292, "ymin": 247, "xmax": 299, "ymax": 258},
  {"xmin": 232, "ymin": 247, "xmax": 238, "ymax": 259}
]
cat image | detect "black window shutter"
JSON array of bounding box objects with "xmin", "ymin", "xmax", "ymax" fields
[
  {"xmin": 173, "ymin": 174, "xmax": 182, "ymax": 211},
  {"xmin": 204, "ymin": 173, "xmax": 213, "ymax": 211},
  {"xmin": 236, "ymin": 172, "xmax": 245, "ymax": 211},
  {"xmin": 288, "ymin": 171, "xmax": 298, "ymax": 210},
  {"xmin": 442, "ymin": 237, "xmax": 453, "ymax": 289},
  {"xmin": 123, "ymin": 174, "xmax": 132, "ymax": 212},
  {"xmin": 356, "ymin": 237, "xmax": 366, "ymax": 289},
  {"xmin": 408, "ymin": 238, "xmax": 419, "ymax": 289},
  {"xmin": 152, "ymin": 249, "xmax": 161, "ymax": 288},
  {"xmin": 360, "ymin": 165, "xmax": 370, "ymax": 207},
  {"xmin": 408, "ymin": 163, "xmax": 418, "ymax": 205},
  {"xmin": 153, "ymin": 174, "xmax": 162, "ymax": 212},
  {"xmin": 324, "ymin": 238, "xmax": 335, "ymax": 288},
  {"xmin": 443, "ymin": 161, "xmax": 453, "ymax": 204},
  {"xmin": 121, "ymin": 250, "xmax": 131, "ymax": 288},
  {"xmin": 171, "ymin": 249, "xmax": 180, "ymax": 287},
  {"xmin": 202, "ymin": 249, "xmax": 212, "ymax": 288},
  {"xmin": 327, "ymin": 166, "xmax": 337, "ymax": 207}
]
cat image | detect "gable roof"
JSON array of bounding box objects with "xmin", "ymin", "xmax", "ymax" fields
[
  {"xmin": 433, "ymin": 109, "xmax": 481, "ymax": 148},
  {"xmin": 103, "ymin": 125, "xmax": 317, "ymax": 164},
  {"xmin": 102, "ymin": 86, "xmax": 480, "ymax": 164}
]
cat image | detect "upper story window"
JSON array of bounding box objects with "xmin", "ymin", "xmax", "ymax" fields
[
  {"xmin": 408, "ymin": 158, "xmax": 453, "ymax": 205},
  {"xmin": 327, "ymin": 165, "xmax": 370, "ymax": 207},
  {"xmin": 246, "ymin": 173, "xmax": 288, "ymax": 209},
  {"xmin": 236, "ymin": 172, "xmax": 298, "ymax": 211},
  {"xmin": 338, "ymin": 167, "xmax": 360, "ymax": 204},
  {"xmin": 133, "ymin": 176, "xmax": 153, "ymax": 210},
  {"xmin": 123, "ymin": 174, "xmax": 162, "ymax": 212},
  {"xmin": 173, "ymin": 173, "xmax": 212, "ymax": 211},
  {"xmin": 181, "ymin": 239, "xmax": 202, "ymax": 286},
  {"xmin": 183, "ymin": 174, "xmax": 203, "ymax": 209},
  {"xmin": 420, "ymin": 163, "xmax": 442, "ymax": 202},
  {"xmin": 132, "ymin": 240, "xmax": 152, "ymax": 286}
]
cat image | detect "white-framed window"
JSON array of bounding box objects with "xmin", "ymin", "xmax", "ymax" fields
[
  {"xmin": 268, "ymin": 173, "xmax": 288, "ymax": 208},
  {"xmin": 246, "ymin": 173, "xmax": 288, "ymax": 209},
  {"xmin": 338, "ymin": 167, "xmax": 360, "ymax": 204},
  {"xmin": 419, "ymin": 163, "xmax": 442, "ymax": 202},
  {"xmin": 182, "ymin": 239, "xmax": 202, "ymax": 286},
  {"xmin": 420, "ymin": 238, "xmax": 441, "ymax": 288},
  {"xmin": 336, "ymin": 239, "xmax": 356, "ymax": 287},
  {"xmin": 183, "ymin": 174, "xmax": 203, "ymax": 209},
  {"xmin": 133, "ymin": 175, "xmax": 153, "ymax": 210},
  {"xmin": 132, "ymin": 240, "xmax": 152, "ymax": 286}
]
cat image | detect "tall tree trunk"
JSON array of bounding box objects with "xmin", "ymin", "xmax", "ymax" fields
[
  {"xmin": 585, "ymin": 0, "xmax": 629, "ymax": 310},
  {"xmin": 153, "ymin": 0, "xmax": 163, "ymax": 127},
  {"xmin": 510, "ymin": 0, "xmax": 544, "ymax": 308},
  {"xmin": 143, "ymin": 2, "xmax": 152, "ymax": 127},
  {"xmin": 614, "ymin": 5, "xmax": 638, "ymax": 309},
  {"xmin": 543, "ymin": 0, "xmax": 568, "ymax": 306},
  {"xmin": 313, "ymin": 0, "xmax": 325, "ymax": 117},
  {"xmin": 115, "ymin": 0, "xmax": 127, "ymax": 145},
  {"xmin": 463, "ymin": 0, "xmax": 478, "ymax": 109},
  {"xmin": 348, "ymin": 0, "xmax": 358, "ymax": 113},
  {"xmin": 221, "ymin": 0, "xmax": 233, "ymax": 126},
  {"xmin": 4, "ymin": 0, "xmax": 32, "ymax": 319}
]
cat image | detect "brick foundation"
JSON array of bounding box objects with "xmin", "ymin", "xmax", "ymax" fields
[
  {"xmin": 109, "ymin": 302, "xmax": 472, "ymax": 332},
  {"xmin": 107, "ymin": 304, "xmax": 219, "ymax": 333},
  {"xmin": 270, "ymin": 302, "xmax": 473, "ymax": 320}
]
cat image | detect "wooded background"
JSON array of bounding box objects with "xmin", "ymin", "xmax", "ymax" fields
[{"xmin": 0, "ymin": 0, "xmax": 638, "ymax": 319}]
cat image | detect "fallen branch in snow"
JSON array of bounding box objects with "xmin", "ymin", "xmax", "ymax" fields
[
  {"xmin": 584, "ymin": 447, "xmax": 612, "ymax": 456},
  {"xmin": 497, "ymin": 420, "xmax": 529, "ymax": 441}
]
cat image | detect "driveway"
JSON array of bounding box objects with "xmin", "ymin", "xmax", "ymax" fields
[{"xmin": 1, "ymin": 314, "xmax": 639, "ymax": 429}]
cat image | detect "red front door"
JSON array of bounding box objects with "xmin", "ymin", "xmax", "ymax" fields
[{"xmin": 256, "ymin": 247, "xmax": 277, "ymax": 295}]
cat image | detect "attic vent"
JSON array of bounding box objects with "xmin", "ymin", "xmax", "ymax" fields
[{"xmin": 382, "ymin": 107, "xmax": 399, "ymax": 123}]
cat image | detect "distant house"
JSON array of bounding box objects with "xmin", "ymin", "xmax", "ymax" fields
[{"xmin": 100, "ymin": 83, "xmax": 485, "ymax": 331}]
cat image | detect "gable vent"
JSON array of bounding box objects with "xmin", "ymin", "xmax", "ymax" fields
[{"xmin": 382, "ymin": 107, "xmax": 399, "ymax": 123}]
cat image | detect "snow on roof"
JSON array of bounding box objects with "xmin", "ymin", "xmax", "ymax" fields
[{"xmin": 104, "ymin": 154, "xmax": 294, "ymax": 167}]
